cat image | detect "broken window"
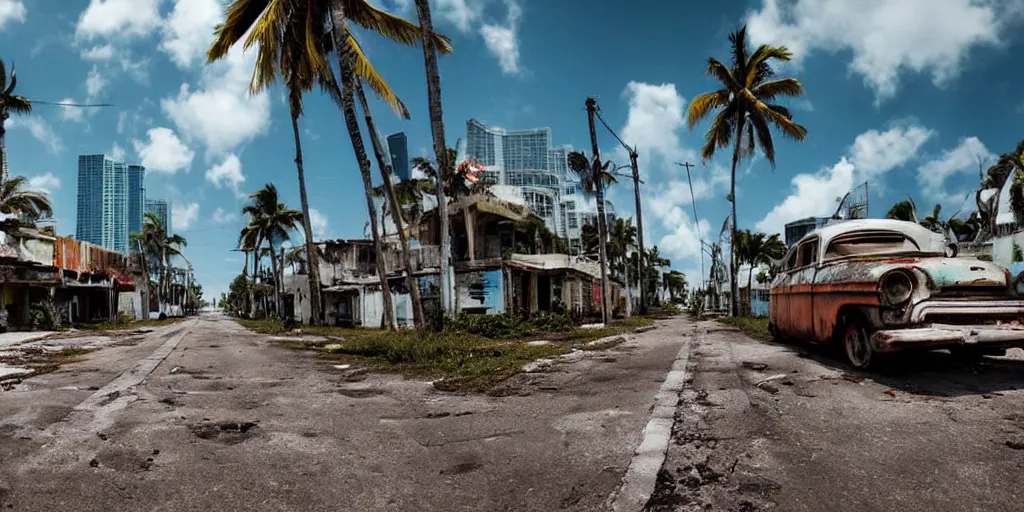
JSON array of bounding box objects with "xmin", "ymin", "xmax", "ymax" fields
[
  {"xmin": 824, "ymin": 231, "xmax": 923, "ymax": 260},
  {"xmin": 796, "ymin": 239, "xmax": 818, "ymax": 268}
]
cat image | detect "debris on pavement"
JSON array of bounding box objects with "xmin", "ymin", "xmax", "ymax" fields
[
  {"xmin": 757, "ymin": 382, "xmax": 780, "ymax": 394},
  {"xmin": 634, "ymin": 325, "xmax": 657, "ymax": 334},
  {"xmin": 742, "ymin": 361, "xmax": 769, "ymax": 371},
  {"xmin": 526, "ymin": 340, "xmax": 553, "ymax": 346},
  {"xmin": 1005, "ymin": 440, "xmax": 1024, "ymax": 450},
  {"xmin": 756, "ymin": 374, "xmax": 788, "ymax": 386},
  {"xmin": 332, "ymin": 364, "xmax": 351, "ymax": 370},
  {"xmin": 170, "ymin": 366, "xmax": 181, "ymax": 374},
  {"xmin": 884, "ymin": 389, "xmax": 898, "ymax": 397},
  {"xmin": 842, "ymin": 374, "xmax": 866, "ymax": 384}
]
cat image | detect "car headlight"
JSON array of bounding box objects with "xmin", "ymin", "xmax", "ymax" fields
[{"xmin": 880, "ymin": 270, "xmax": 914, "ymax": 307}]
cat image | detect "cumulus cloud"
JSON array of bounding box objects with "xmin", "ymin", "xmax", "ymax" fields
[
  {"xmin": 0, "ymin": 0, "xmax": 26, "ymax": 31},
  {"xmin": 212, "ymin": 207, "xmax": 238, "ymax": 225},
  {"xmin": 75, "ymin": 0, "xmax": 162, "ymax": 40},
  {"xmin": 110, "ymin": 141, "xmax": 126, "ymax": 162},
  {"xmin": 159, "ymin": 0, "xmax": 223, "ymax": 69},
  {"xmin": 132, "ymin": 127, "xmax": 195, "ymax": 173},
  {"xmin": 8, "ymin": 117, "xmax": 63, "ymax": 154},
  {"xmin": 80, "ymin": 43, "xmax": 114, "ymax": 61},
  {"xmin": 756, "ymin": 123, "xmax": 936, "ymax": 235},
  {"xmin": 205, "ymin": 154, "xmax": 246, "ymax": 194},
  {"xmin": 172, "ymin": 201, "xmax": 200, "ymax": 231},
  {"xmin": 27, "ymin": 173, "xmax": 60, "ymax": 194},
  {"xmin": 917, "ymin": 136, "xmax": 995, "ymax": 206},
  {"xmin": 480, "ymin": 0, "xmax": 522, "ymax": 75},
  {"xmin": 310, "ymin": 208, "xmax": 328, "ymax": 238},
  {"xmin": 161, "ymin": 40, "xmax": 272, "ymax": 156},
  {"xmin": 744, "ymin": 0, "xmax": 1019, "ymax": 102},
  {"xmin": 58, "ymin": 98, "xmax": 85, "ymax": 122}
]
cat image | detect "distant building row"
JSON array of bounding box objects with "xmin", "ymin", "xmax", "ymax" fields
[{"xmin": 75, "ymin": 154, "xmax": 171, "ymax": 254}]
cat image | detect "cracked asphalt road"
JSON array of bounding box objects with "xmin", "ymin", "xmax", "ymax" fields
[
  {"xmin": 649, "ymin": 320, "xmax": 1024, "ymax": 512},
  {"xmin": 0, "ymin": 313, "xmax": 694, "ymax": 511}
]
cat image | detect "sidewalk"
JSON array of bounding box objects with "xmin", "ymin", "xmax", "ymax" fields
[{"xmin": 0, "ymin": 331, "xmax": 55, "ymax": 350}]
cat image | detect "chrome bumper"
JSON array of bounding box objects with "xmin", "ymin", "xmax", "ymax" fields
[
  {"xmin": 909, "ymin": 299, "xmax": 1024, "ymax": 323},
  {"xmin": 872, "ymin": 323, "xmax": 1024, "ymax": 353}
]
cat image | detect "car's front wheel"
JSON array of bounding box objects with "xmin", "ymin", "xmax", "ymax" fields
[{"xmin": 842, "ymin": 321, "xmax": 874, "ymax": 369}]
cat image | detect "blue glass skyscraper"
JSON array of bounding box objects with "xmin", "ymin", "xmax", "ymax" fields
[
  {"xmin": 76, "ymin": 154, "xmax": 143, "ymax": 254},
  {"xmin": 145, "ymin": 198, "xmax": 170, "ymax": 235},
  {"xmin": 127, "ymin": 164, "xmax": 146, "ymax": 245}
]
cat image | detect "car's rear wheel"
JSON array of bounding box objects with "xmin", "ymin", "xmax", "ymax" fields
[{"xmin": 842, "ymin": 321, "xmax": 873, "ymax": 369}]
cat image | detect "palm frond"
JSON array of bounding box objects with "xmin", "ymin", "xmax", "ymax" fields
[
  {"xmin": 704, "ymin": 59, "xmax": 738, "ymax": 92},
  {"xmin": 751, "ymin": 78, "xmax": 803, "ymax": 100},
  {"xmin": 747, "ymin": 108, "xmax": 776, "ymax": 167},
  {"xmin": 341, "ymin": 0, "xmax": 453, "ymax": 54},
  {"xmin": 687, "ymin": 89, "xmax": 729, "ymax": 130},
  {"xmin": 748, "ymin": 96, "xmax": 807, "ymax": 141},
  {"xmin": 699, "ymin": 102, "xmax": 736, "ymax": 161},
  {"xmin": 208, "ymin": 0, "xmax": 272, "ymax": 62},
  {"xmin": 342, "ymin": 24, "xmax": 410, "ymax": 119},
  {"xmin": 744, "ymin": 45, "xmax": 792, "ymax": 87}
]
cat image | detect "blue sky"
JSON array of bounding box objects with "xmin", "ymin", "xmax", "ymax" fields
[{"xmin": 2, "ymin": 0, "xmax": 1024, "ymax": 301}]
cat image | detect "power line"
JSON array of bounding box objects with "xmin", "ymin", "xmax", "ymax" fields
[{"xmin": 26, "ymin": 99, "xmax": 114, "ymax": 108}]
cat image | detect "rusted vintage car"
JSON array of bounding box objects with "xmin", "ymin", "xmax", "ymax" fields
[{"xmin": 769, "ymin": 219, "xmax": 1024, "ymax": 369}]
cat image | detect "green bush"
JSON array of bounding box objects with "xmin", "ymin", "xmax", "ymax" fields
[{"xmin": 687, "ymin": 290, "xmax": 706, "ymax": 318}]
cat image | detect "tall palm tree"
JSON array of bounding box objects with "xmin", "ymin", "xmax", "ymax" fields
[
  {"xmin": 608, "ymin": 217, "xmax": 637, "ymax": 315},
  {"xmin": 414, "ymin": 0, "xmax": 454, "ymax": 319},
  {"xmin": 131, "ymin": 212, "xmax": 187, "ymax": 311},
  {"xmin": 0, "ymin": 60, "xmax": 31, "ymax": 181},
  {"xmin": 644, "ymin": 245, "xmax": 670, "ymax": 305},
  {"xmin": 244, "ymin": 184, "xmax": 303, "ymax": 318},
  {"xmin": 568, "ymin": 150, "xmax": 616, "ymax": 322},
  {"xmin": 687, "ymin": 26, "xmax": 808, "ymax": 316},
  {"xmin": 0, "ymin": 175, "xmax": 52, "ymax": 224}
]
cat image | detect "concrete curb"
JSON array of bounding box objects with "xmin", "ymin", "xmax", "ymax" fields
[{"xmin": 608, "ymin": 333, "xmax": 693, "ymax": 511}]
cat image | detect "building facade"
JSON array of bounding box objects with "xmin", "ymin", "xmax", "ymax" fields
[
  {"xmin": 462, "ymin": 119, "xmax": 611, "ymax": 254},
  {"xmin": 127, "ymin": 164, "xmax": 146, "ymax": 245},
  {"xmin": 77, "ymin": 154, "xmax": 132, "ymax": 253},
  {"xmin": 386, "ymin": 132, "xmax": 410, "ymax": 181},
  {"xmin": 145, "ymin": 198, "xmax": 171, "ymax": 235}
]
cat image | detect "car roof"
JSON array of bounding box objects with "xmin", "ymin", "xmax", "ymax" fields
[{"xmin": 793, "ymin": 218, "xmax": 943, "ymax": 256}]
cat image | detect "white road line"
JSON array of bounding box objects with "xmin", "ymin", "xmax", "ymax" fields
[{"xmin": 609, "ymin": 330, "xmax": 693, "ymax": 512}]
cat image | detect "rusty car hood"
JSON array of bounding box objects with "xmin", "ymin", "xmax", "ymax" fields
[{"xmin": 815, "ymin": 256, "xmax": 1008, "ymax": 288}]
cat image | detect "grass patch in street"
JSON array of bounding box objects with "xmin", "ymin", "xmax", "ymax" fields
[
  {"xmin": 0, "ymin": 346, "xmax": 96, "ymax": 377},
  {"xmin": 238, "ymin": 313, "xmax": 658, "ymax": 392},
  {"xmin": 75, "ymin": 316, "xmax": 187, "ymax": 332},
  {"xmin": 716, "ymin": 316, "xmax": 771, "ymax": 340}
]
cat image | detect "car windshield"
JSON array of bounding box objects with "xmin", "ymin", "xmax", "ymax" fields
[{"xmin": 824, "ymin": 230, "xmax": 933, "ymax": 259}]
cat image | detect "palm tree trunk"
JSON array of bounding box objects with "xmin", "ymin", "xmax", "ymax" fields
[
  {"xmin": 0, "ymin": 119, "xmax": 8, "ymax": 181},
  {"xmin": 355, "ymin": 81, "xmax": 425, "ymax": 328},
  {"xmin": 251, "ymin": 236, "xmax": 262, "ymax": 318},
  {"xmin": 747, "ymin": 264, "xmax": 754, "ymax": 317},
  {"xmin": 728, "ymin": 114, "xmax": 745, "ymax": 317},
  {"xmin": 329, "ymin": 4, "xmax": 397, "ymax": 331},
  {"xmin": 268, "ymin": 241, "xmax": 282, "ymax": 318},
  {"xmin": 290, "ymin": 112, "xmax": 323, "ymax": 326},
  {"xmin": 586, "ymin": 98, "xmax": 610, "ymax": 325},
  {"xmin": 415, "ymin": 0, "xmax": 453, "ymax": 323}
]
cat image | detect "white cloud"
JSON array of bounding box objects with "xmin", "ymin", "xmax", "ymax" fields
[
  {"xmin": 9, "ymin": 117, "xmax": 63, "ymax": 154},
  {"xmin": 917, "ymin": 136, "xmax": 994, "ymax": 204},
  {"xmin": 75, "ymin": 0, "xmax": 162, "ymax": 40},
  {"xmin": 657, "ymin": 206, "xmax": 713, "ymax": 264},
  {"xmin": 757, "ymin": 123, "xmax": 935, "ymax": 235},
  {"xmin": 80, "ymin": 44, "xmax": 114, "ymax": 61},
  {"xmin": 132, "ymin": 127, "xmax": 195, "ymax": 173},
  {"xmin": 619, "ymin": 81, "xmax": 694, "ymax": 168},
  {"xmin": 435, "ymin": 0, "xmax": 484, "ymax": 33},
  {"xmin": 479, "ymin": 0, "xmax": 522, "ymax": 75},
  {"xmin": 848, "ymin": 125, "xmax": 935, "ymax": 176},
  {"xmin": 58, "ymin": 98, "xmax": 85, "ymax": 122},
  {"xmin": 310, "ymin": 208, "xmax": 328, "ymax": 238},
  {"xmin": 172, "ymin": 202, "xmax": 200, "ymax": 231},
  {"xmin": 160, "ymin": 0, "xmax": 223, "ymax": 69},
  {"xmin": 205, "ymin": 153, "xmax": 246, "ymax": 192},
  {"xmin": 110, "ymin": 142, "xmax": 126, "ymax": 162},
  {"xmin": 0, "ymin": 0, "xmax": 26, "ymax": 31},
  {"xmin": 85, "ymin": 66, "xmax": 107, "ymax": 99},
  {"xmin": 27, "ymin": 173, "xmax": 60, "ymax": 194},
  {"xmin": 212, "ymin": 207, "xmax": 238, "ymax": 225},
  {"xmin": 162, "ymin": 41, "xmax": 272, "ymax": 156},
  {"xmin": 745, "ymin": 0, "xmax": 1017, "ymax": 102}
]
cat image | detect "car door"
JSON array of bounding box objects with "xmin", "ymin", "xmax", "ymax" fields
[
  {"xmin": 789, "ymin": 237, "xmax": 819, "ymax": 340},
  {"xmin": 770, "ymin": 247, "xmax": 798, "ymax": 335}
]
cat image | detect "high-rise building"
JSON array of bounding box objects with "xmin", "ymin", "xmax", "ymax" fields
[
  {"xmin": 145, "ymin": 198, "xmax": 170, "ymax": 235},
  {"xmin": 127, "ymin": 165, "xmax": 146, "ymax": 243},
  {"xmin": 77, "ymin": 154, "xmax": 131, "ymax": 253},
  {"xmin": 462, "ymin": 119, "xmax": 612, "ymax": 253},
  {"xmin": 386, "ymin": 132, "xmax": 410, "ymax": 181}
]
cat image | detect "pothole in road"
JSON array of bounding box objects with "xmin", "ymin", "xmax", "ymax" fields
[
  {"xmin": 189, "ymin": 421, "xmax": 259, "ymax": 444},
  {"xmin": 333, "ymin": 387, "xmax": 387, "ymax": 398}
]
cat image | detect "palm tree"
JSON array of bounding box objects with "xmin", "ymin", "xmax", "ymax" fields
[
  {"xmin": 663, "ymin": 270, "xmax": 687, "ymax": 301},
  {"xmin": 568, "ymin": 150, "xmax": 616, "ymax": 323},
  {"xmin": 208, "ymin": 1, "xmax": 450, "ymax": 328},
  {"xmin": 644, "ymin": 246, "xmax": 671, "ymax": 305},
  {"xmin": 687, "ymin": 26, "xmax": 808, "ymax": 316},
  {"xmin": 0, "ymin": 175, "xmax": 52, "ymax": 225},
  {"xmin": 209, "ymin": 1, "xmax": 452, "ymax": 330},
  {"xmin": 243, "ymin": 184, "xmax": 303, "ymax": 318},
  {"xmin": 919, "ymin": 203, "xmax": 944, "ymax": 232},
  {"xmin": 886, "ymin": 198, "xmax": 919, "ymax": 223},
  {"xmin": 414, "ymin": 0, "xmax": 455, "ymax": 319},
  {"xmin": 0, "ymin": 60, "xmax": 31, "ymax": 181},
  {"xmin": 131, "ymin": 212, "xmax": 187, "ymax": 312},
  {"xmin": 608, "ymin": 217, "xmax": 637, "ymax": 315}
]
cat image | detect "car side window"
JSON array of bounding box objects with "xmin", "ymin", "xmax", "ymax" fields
[{"xmin": 796, "ymin": 238, "xmax": 819, "ymax": 268}]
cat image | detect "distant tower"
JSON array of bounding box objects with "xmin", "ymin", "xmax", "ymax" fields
[
  {"xmin": 145, "ymin": 198, "xmax": 170, "ymax": 235},
  {"xmin": 76, "ymin": 154, "xmax": 129, "ymax": 253},
  {"xmin": 128, "ymin": 164, "xmax": 146, "ymax": 247},
  {"xmin": 386, "ymin": 132, "xmax": 410, "ymax": 181}
]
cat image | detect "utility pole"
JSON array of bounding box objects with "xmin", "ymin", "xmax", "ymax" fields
[
  {"xmin": 585, "ymin": 98, "xmax": 610, "ymax": 325},
  {"xmin": 676, "ymin": 162, "xmax": 704, "ymax": 291},
  {"xmin": 593, "ymin": 108, "xmax": 647, "ymax": 315}
]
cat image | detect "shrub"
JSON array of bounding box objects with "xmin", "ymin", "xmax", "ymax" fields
[
  {"xmin": 687, "ymin": 290, "xmax": 706, "ymax": 318},
  {"xmin": 444, "ymin": 312, "xmax": 575, "ymax": 339}
]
